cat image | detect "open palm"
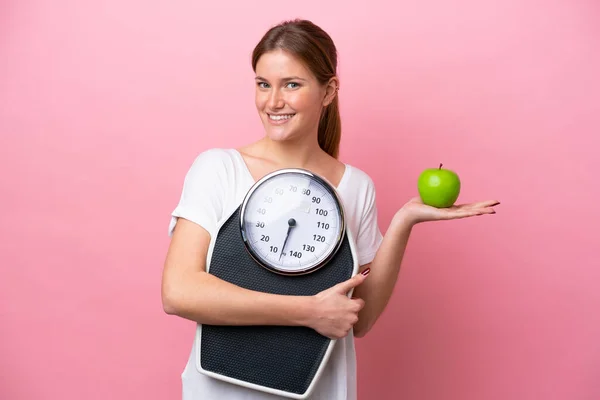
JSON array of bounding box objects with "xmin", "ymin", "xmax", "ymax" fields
[{"xmin": 401, "ymin": 196, "xmax": 500, "ymax": 225}]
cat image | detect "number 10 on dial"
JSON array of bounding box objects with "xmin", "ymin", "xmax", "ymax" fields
[{"xmin": 240, "ymin": 169, "xmax": 346, "ymax": 275}]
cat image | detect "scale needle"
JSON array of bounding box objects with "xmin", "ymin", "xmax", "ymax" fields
[{"xmin": 279, "ymin": 218, "xmax": 296, "ymax": 261}]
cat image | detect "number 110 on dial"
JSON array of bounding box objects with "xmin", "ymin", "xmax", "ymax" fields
[{"xmin": 240, "ymin": 169, "xmax": 346, "ymax": 275}]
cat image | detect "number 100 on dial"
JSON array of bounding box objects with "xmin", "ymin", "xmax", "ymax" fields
[{"xmin": 240, "ymin": 169, "xmax": 346, "ymax": 275}]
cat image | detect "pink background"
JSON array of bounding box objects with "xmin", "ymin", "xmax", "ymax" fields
[{"xmin": 1, "ymin": 0, "xmax": 599, "ymax": 399}]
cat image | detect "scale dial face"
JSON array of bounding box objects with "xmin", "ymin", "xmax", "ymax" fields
[{"xmin": 240, "ymin": 169, "xmax": 346, "ymax": 275}]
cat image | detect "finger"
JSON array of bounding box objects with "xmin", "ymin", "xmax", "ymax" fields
[
  {"xmin": 469, "ymin": 209, "xmax": 496, "ymax": 217},
  {"xmin": 333, "ymin": 271, "xmax": 368, "ymax": 293},
  {"xmin": 456, "ymin": 200, "xmax": 500, "ymax": 210},
  {"xmin": 469, "ymin": 207, "xmax": 496, "ymax": 215},
  {"xmin": 352, "ymin": 298, "xmax": 365, "ymax": 311},
  {"xmin": 441, "ymin": 209, "xmax": 494, "ymax": 220}
]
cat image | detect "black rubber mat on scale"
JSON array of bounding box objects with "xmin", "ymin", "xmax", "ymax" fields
[{"xmin": 200, "ymin": 206, "xmax": 354, "ymax": 395}]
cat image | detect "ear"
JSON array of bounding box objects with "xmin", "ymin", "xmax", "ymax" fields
[{"xmin": 322, "ymin": 76, "xmax": 339, "ymax": 107}]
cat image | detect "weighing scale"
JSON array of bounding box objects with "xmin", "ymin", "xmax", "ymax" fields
[{"xmin": 197, "ymin": 168, "xmax": 358, "ymax": 399}]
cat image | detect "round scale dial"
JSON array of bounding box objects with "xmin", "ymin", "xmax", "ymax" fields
[{"xmin": 240, "ymin": 169, "xmax": 346, "ymax": 275}]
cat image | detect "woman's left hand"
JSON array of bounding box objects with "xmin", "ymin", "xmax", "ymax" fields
[{"xmin": 398, "ymin": 197, "xmax": 500, "ymax": 226}]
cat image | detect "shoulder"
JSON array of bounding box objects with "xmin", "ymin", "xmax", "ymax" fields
[
  {"xmin": 189, "ymin": 147, "xmax": 234, "ymax": 167},
  {"xmin": 344, "ymin": 163, "xmax": 377, "ymax": 195},
  {"xmin": 180, "ymin": 148, "xmax": 243, "ymax": 195}
]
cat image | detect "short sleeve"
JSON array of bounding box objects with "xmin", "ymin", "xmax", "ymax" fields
[
  {"xmin": 168, "ymin": 149, "xmax": 227, "ymax": 237},
  {"xmin": 355, "ymin": 178, "xmax": 384, "ymax": 266}
]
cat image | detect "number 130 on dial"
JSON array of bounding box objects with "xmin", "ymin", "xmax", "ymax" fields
[{"xmin": 240, "ymin": 169, "xmax": 346, "ymax": 276}]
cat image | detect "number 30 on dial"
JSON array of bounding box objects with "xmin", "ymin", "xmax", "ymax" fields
[{"xmin": 240, "ymin": 169, "xmax": 346, "ymax": 275}]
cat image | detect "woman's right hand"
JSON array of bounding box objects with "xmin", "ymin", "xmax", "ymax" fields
[{"xmin": 308, "ymin": 270, "xmax": 370, "ymax": 339}]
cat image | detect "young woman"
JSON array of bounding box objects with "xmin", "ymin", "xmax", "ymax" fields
[{"xmin": 162, "ymin": 19, "xmax": 499, "ymax": 400}]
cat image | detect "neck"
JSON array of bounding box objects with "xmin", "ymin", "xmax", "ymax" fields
[{"xmin": 259, "ymin": 133, "xmax": 325, "ymax": 168}]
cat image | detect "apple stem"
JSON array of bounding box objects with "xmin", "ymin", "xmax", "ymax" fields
[{"xmin": 439, "ymin": 163, "xmax": 443, "ymax": 169}]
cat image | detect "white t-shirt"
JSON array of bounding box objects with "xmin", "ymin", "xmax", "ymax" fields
[{"xmin": 168, "ymin": 148, "xmax": 384, "ymax": 400}]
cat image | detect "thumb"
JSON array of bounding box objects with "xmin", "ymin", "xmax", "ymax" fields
[{"xmin": 333, "ymin": 268, "xmax": 370, "ymax": 294}]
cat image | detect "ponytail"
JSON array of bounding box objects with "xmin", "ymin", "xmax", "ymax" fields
[{"xmin": 318, "ymin": 96, "xmax": 341, "ymax": 159}]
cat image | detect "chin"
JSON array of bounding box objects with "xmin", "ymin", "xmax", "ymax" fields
[{"xmin": 264, "ymin": 128, "xmax": 297, "ymax": 142}]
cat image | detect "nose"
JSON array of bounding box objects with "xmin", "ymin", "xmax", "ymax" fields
[{"xmin": 268, "ymin": 88, "xmax": 284, "ymax": 110}]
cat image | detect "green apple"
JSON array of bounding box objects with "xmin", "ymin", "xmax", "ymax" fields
[{"xmin": 417, "ymin": 164, "xmax": 461, "ymax": 208}]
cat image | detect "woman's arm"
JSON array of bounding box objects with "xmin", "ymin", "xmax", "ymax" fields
[
  {"xmin": 162, "ymin": 218, "xmax": 312, "ymax": 326},
  {"xmin": 351, "ymin": 211, "xmax": 413, "ymax": 337},
  {"xmin": 161, "ymin": 217, "xmax": 367, "ymax": 338},
  {"xmin": 352, "ymin": 197, "xmax": 499, "ymax": 338}
]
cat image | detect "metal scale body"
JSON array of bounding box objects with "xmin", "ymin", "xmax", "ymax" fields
[{"xmin": 196, "ymin": 168, "xmax": 358, "ymax": 399}]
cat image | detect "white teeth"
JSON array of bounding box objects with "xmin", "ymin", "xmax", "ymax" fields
[{"xmin": 269, "ymin": 114, "xmax": 295, "ymax": 121}]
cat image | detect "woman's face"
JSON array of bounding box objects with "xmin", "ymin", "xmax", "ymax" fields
[{"xmin": 254, "ymin": 49, "xmax": 333, "ymax": 144}]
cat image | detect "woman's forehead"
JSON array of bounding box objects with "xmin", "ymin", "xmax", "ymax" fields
[{"xmin": 255, "ymin": 50, "xmax": 313, "ymax": 80}]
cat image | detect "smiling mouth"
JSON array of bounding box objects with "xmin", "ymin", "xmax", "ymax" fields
[{"xmin": 268, "ymin": 113, "xmax": 296, "ymax": 121}]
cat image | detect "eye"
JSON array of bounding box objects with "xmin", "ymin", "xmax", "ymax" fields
[
  {"xmin": 286, "ymin": 82, "xmax": 300, "ymax": 89},
  {"xmin": 257, "ymin": 81, "xmax": 270, "ymax": 89}
]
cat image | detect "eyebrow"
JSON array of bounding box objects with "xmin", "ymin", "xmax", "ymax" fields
[{"xmin": 255, "ymin": 76, "xmax": 308, "ymax": 82}]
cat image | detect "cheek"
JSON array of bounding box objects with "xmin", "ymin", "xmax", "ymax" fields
[
  {"xmin": 255, "ymin": 92, "xmax": 267, "ymax": 110},
  {"xmin": 288, "ymin": 92, "xmax": 321, "ymax": 114}
]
